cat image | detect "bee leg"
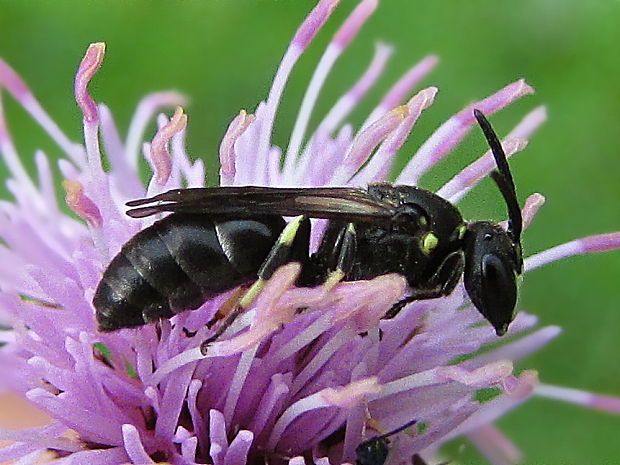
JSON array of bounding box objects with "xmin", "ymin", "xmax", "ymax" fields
[
  {"xmin": 383, "ymin": 288, "xmax": 444, "ymax": 319},
  {"xmin": 323, "ymin": 223, "xmax": 357, "ymax": 290},
  {"xmin": 383, "ymin": 251, "xmax": 464, "ymax": 319},
  {"xmin": 432, "ymin": 250, "xmax": 465, "ymax": 296},
  {"xmin": 200, "ymin": 216, "xmax": 311, "ymax": 353},
  {"xmin": 206, "ymin": 286, "xmax": 247, "ymax": 329},
  {"xmin": 364, "ymin": 405, "xmax": 384, "ymax": 435}
]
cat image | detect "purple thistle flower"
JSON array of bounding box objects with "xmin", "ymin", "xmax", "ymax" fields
[{"xmin": 0, "ymin": 1, "xmax": 619, "ymax": 464}]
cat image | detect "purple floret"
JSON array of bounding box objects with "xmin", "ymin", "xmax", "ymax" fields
[{"xmin": 0, "ymin": 2, "xmax": 619, "ymax": 464}]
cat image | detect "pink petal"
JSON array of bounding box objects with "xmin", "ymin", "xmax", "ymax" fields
[
  {"xmin": 148, "ymin": 106, "xmax": 187, "ymax": 186},
  {"xmin": 74, "ymin": 43, "xmax": 105, "ymax": 124},
  {"xmin": 62, "ymin": 180, "xmax": 102, "ymax": 228},
  {"xmin": 122, "ymin": 424, "xmax": 154, "ymax": 464},
  {"xmin": 525, "ymin": 232, "xmax": 620, "ymax": 272},
  {"xmin": 397, "ymin": 79, "xmax": 535, "ymax": 185}
]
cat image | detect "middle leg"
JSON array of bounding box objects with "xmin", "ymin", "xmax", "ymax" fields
[{"xmin": 200, "ymin": 215, "xmax": 311, "ymax": 353}]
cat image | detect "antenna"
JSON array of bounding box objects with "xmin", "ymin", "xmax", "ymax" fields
[
  {"xmin": 365, "ymin": 418, "xmax": 418, "ymax": 443},
  {"xmin": 473, "ymin": 109, "xmax": 523, "ymax": 243}
]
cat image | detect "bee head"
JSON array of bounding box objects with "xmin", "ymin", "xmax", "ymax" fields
[
  {"xmin": 464, "ymin": 109, "xmax": 523, "ymax": 336},
  {"xmin": 463, "ymin": 221, "xmax": 521, "ymax": 335}
]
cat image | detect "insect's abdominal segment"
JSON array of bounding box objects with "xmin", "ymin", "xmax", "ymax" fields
[
  {"xmin": 93, "ymin": 110, "xmax": 523, "ymax": 346},
  {"xmin": 199, "ymin": 215, "xmax": 310, "ymax": 352}
]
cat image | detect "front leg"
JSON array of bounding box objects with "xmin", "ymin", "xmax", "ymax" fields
[{"xmin": 383, "ymin": 251, "xmax": 465, "ymax": 320}]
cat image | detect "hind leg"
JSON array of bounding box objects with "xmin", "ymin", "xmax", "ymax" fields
[{"xmin": 200, "ymin": 215, "xmax": 311, "ymax": 353}]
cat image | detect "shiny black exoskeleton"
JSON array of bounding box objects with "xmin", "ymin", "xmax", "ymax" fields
[
  {"xmin": 94, "ymin": 110, "xmax": 523, "ymax": 336},
  {"xmin": 355, "ymin": 419, "xmax": 418, "ymax": 465},
  {"xmin": 94, "ymin": 214, "xmax": 286, "ymax": 331}
]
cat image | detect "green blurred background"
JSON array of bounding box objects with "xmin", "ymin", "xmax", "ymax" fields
[{"xmin": 0, "ymin": 0, "xmax": 619, "ymax": 463}]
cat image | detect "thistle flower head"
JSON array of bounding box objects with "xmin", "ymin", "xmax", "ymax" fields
[{"xmin": 1, "ymin": 2, "xmax": 620, "ymax": 465}]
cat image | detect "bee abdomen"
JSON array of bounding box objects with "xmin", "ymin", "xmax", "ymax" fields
[
  {"xmin": 93, "ymin": 253, "xmax": 174, "ymax": 332},
  {"xmin": 122, "ymin": 225, "xmax": 207, "ymax": 311},
  {"xmin": 94, "ymin": 213, "xmax": 286, "ymax": 332},
  {"xmin": 156, "ymin": 216, "xmax": 244, "ymax": 291}
]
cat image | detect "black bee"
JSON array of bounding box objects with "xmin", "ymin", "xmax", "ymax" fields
[
  {"xmin": 355, "ymin": 419, "xmax": 418, "ymax": 465},
  {"xmin": 94, "ymin": 110, "xmax": 523, "ymax": 342}
]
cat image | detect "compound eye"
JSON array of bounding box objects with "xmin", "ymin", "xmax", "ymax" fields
[
  {"xmin": 480, "ymin": 253, "xmax": 517, "ymax": 335},
  {"xmin": 482, "ymin": 253, "xmax": 513, "ymax": 286},
  {"xmin": 420, "ymin": 231, "xmax": 439, "ymax": 254}
]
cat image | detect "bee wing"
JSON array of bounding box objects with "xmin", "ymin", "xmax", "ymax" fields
[{"xmin": 126, "ymin": 186, "xmax": 398, "ymax": 225}]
